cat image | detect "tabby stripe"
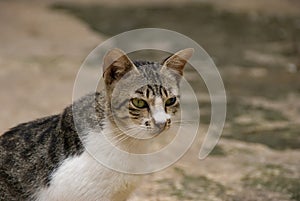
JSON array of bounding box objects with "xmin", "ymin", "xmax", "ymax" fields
[
  {"xmin": 37, "ymin": 126, "xmax": 53, "ymax": 144},
  {"xmin": 113, "ymin": 99, "xmax": 129, "ymax": 110},
  {"xmin": 129, "ymin": 111, "xmax": 140, "ymax": 116},
  {"xmin": 135, "ymin": 90, "xmax": 144, "ymax": 95},
  {"xmin": 147, "ymin": 85, "xmax": 155, "ymax": 95},
  {"xmin": 159, "ymin": 86, "xmax": 163, "ymax": 96},
  {"xmin": 129, "ymin": 107, "xmax": 140, "ymax": 112},
  {"xmin": 163, "ymin": 87, "xmax": 168, "ymax": 97},
  {"xmin": 159, "ymin": 86, "xmax": 168, "ymax": 97},
  {"xmin": 49, "ymin": 135, "xmax": 59, "ymax": 164}
]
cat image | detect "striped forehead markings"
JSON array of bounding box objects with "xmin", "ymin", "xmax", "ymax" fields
[{"xmin": 135, "ymin": 84, "xmax": 170, "ymax": 98}]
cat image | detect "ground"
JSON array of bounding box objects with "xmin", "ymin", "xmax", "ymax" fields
[{"xmin": 0, "ymin": 0, "xmax": 299, "ymax": 200}]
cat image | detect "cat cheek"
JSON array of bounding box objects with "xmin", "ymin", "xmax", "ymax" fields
[{"xmin": 165, "ymin": 106, "xmax": 177, "ymax": 115}]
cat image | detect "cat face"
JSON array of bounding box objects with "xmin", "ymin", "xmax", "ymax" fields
[
  {"xmin": 103, "ymin": 48, "xmax": 193, "ymax": 138},
  {"xmin": 128, "ymin": 82, "xmax": 179, "ymax": 136}
]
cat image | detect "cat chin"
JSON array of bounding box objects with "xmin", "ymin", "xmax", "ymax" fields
[
  {"xmin": 151, "ymin": 128, "xmax": 170, "ymax": 137},
  {"xmin": 132, "ymin": 127, "xmax": 171, "ymax": 140}
]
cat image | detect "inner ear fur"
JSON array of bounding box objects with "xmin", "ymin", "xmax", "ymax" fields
[
  {"xmin": 103, "ymin": 48, "xmax": 138, "ymax": 86},
  {"xmin": 161, "ymin": 48, "xmax": 194, "ymax": 75}
]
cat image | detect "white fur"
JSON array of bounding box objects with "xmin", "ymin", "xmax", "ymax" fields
[
  {"xmin": 152, "ymin": 110, "xmax": 170, "ymax": 124},
  {"xmin": 34, "ymin": 122, "xmax": 142, "ymax": 201},
  {"xmin": 152, "ymin": 98, "xmax": 170, "ymax": 124}
]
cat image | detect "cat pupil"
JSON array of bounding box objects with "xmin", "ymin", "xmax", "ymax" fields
[{"xmin": 165, "ymin": 97, "xmax": 176, "ymax": 106}]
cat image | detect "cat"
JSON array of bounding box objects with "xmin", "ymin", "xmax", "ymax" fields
[{"xmin": 0, "ymin": 48, "xmax": 194, "ymax": 201}]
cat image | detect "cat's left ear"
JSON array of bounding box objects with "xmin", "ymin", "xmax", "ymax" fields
[
  {"xmin": 161, "ymin": 48, "xmax": 194, "ymax": 76},
  {"xmin": 103, "ymin": 48, "xmax": 138, "ymax": 86}
]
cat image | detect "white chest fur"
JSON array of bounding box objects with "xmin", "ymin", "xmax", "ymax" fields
[
  {"xmin": 35, "ymin": 124, "xmax": 142, "ymax": 201},
  {"xmin": 35, "ymin": 152, "xmax": 140, "ymax": 201}
]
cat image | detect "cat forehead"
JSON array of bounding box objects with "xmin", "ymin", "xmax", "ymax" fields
[
  {"xmin": 134, "ymin": 84, "xmax": 176, "ymax": 96},
  {"xmin": 134, "ymin": 61, "xmax": 161, "ymax": 74},
  {"xmin": 133, "ymin": 61, "xmax": 176, "ymax": 82},
  {"xmin": 111, "ymin": 60, "xmax": 180, "ymax": 97},
  {"xmin": 133, "ymin": 60, "xmax": 159, "ymax": 67}
]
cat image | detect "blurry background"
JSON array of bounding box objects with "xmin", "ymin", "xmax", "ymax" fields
[{"xmin": 0, "ymin": 0, "xmax": 299, "ymax": 200}]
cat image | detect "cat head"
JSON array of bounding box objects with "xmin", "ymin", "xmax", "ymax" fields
[{"xmin": 103, "ymin": 48, "xmax": 193, "ymax": 138}]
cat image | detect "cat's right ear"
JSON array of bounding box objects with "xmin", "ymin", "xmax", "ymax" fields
[{"xmin": 103, "ymin": 48, "xmax": 138, "ymax": 87}]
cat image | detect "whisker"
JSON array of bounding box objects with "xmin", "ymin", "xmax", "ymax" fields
[
  {"xmin": 112, "ymin": 134, "xmax": 133, "ymax": 147},
  {"xmin": 172, "ymin": 120, "xmax": 198, "ymax": 123},
  {"xmin": 105, "ymin": 127, "xmax": 138, "ymax": 140},
  {"xmin": 171, "ymin": 120, "xmax": 198, "ymax": 125}
]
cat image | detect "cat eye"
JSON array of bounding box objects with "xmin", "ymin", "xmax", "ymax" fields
[
  {"xmin": 131, "ymin": 98, "xmax": 148, "ymax": 109},
  {"xmin": 165, "ymin": 97, "xmax": 177, "ymax": 107}
]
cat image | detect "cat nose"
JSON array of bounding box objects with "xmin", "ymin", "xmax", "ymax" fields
[
  {"xmin": 152, "ymin": 109, "xmax": 171, "ymax": 131},
  {"xmin": 154, "ymin": 118, "xmax": 171, "ymax": 131},
  {"xmin": 155, "ymin": 121, "xmax": 167, "ymax": 130}
]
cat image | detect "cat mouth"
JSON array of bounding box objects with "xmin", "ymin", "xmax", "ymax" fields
[{"xmin": 152, "ymin": 125, "xmax": 170, "ymax": 135}]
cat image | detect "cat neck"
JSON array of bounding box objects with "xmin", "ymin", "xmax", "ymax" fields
[{"xmin": 84, "ymin": 118, "xmax": 150, "ymax": 155}]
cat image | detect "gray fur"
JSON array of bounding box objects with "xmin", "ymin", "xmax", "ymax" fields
[{"xmin": 0, "ymin": 93, "xmax": 105, "ymax": 201}]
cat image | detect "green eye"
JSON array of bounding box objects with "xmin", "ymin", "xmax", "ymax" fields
[
  {"xmin": 131, "ymin": 98, "xmax": 148, "ymax": 108},
  {"xmin": 165, "ymin": 97, "xmax": 177, "ymax": 106}
]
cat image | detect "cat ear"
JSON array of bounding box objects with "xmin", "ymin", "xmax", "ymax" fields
[
  {"xmin": 103, "ymin": 48, "xmax": 138, "ymax": 86},
  {"xmin": 161, "ymin": 48, "xmax": 194, "ymax": 75}
]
